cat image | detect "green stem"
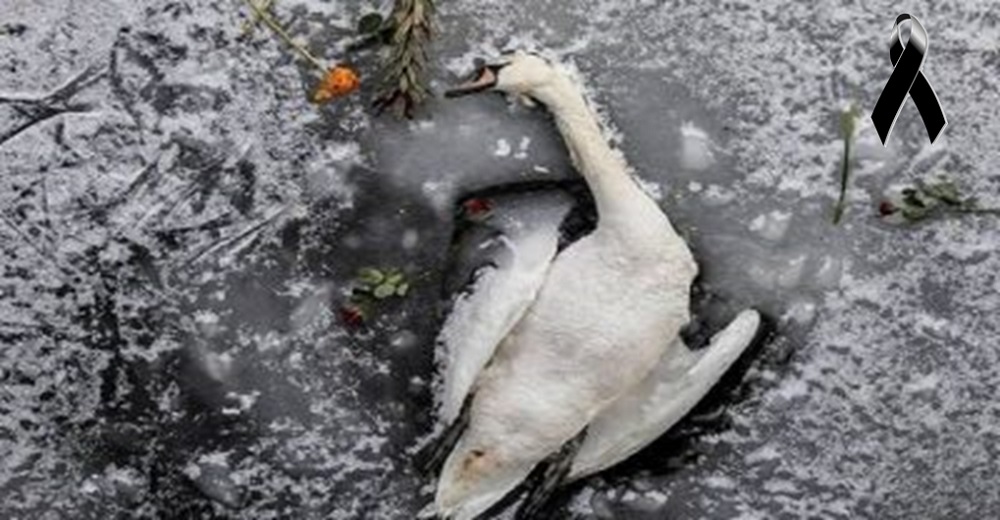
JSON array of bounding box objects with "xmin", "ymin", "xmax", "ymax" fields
[
  {"xmin": 956, "ymin": 207, "xmax": 1000, "ymax": 216},
  {"xmin": 832, "ymin": 138, "xmax": 852, "ymax": 225},
  {"xmin": 240, "ymin": 0, "xmax": 273, "ymax": 32},
  {"xmin": 242, "ymin": 0, "xmax": 326, "ymax": 71},
  {"xmin": 903, "ymin": 205, "xmax": 1000, "ymax": 223}
]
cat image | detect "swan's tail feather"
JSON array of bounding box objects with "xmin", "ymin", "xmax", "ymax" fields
[{"xmin": 515, "ymin": 428, "xmax": 588, "ymax": 519}]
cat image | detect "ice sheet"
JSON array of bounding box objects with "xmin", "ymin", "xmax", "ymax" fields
[{"xmin": 2, "ymin": 0, "xmax": 999, "ymax": 518}]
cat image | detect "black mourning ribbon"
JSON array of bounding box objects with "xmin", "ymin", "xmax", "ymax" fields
[{"xmin": 871, "ymin": 14, "xmax": 948, "ymax": 145}]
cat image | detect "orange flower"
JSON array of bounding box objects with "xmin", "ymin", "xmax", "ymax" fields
[{"xmin": 312, "ymin": 65, "xmax": 360, "ymax": 104}]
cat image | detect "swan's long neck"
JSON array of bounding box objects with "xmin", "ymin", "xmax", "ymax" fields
[{"xmin": 535, "ymin": 76, "xmax": 647, "ymax": 220}]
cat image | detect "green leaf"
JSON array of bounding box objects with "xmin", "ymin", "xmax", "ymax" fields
[
  {"xmin": 902, "ymin": 189, "xmax": 926, "ymax": 208},
  {"xmin": 373, "ymin": 283, "xmax": 396, "ymax": 299},
  {"xmin": 358, "ymin": 268, "xmax": 385, "ymax": 285},
  {"xmin": 385, "ymin": 272, "xmax": 405, "ymax": 287},
  {"xmin": 358, "ymin": 12, "xmax": 384, "ymax": 34},
  {"xmin": 395, "ymin": 282, "xmax": 410, "ymax": 297},
  {"xmin": 922, "ymin": 181, "xmax": 962, "ymax": 206},
  {"xmin": 901, "ymin": 205, "xmax": 931, "ymax": 222}
]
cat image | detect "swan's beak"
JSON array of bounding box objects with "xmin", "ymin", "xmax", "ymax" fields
[{"xmin": 444, "ymin": 64, "xmax": 500, "ymax": 98}]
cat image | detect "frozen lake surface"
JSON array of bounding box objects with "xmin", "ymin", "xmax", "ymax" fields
[{"xmin": 2, "ymin": 0, "xmax": 1000, "ymax": 518}]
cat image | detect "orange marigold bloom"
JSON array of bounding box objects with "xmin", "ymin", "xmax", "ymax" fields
[{"xmin": 312, "ymin": 65, "xmax": 360, "ymax": 104}]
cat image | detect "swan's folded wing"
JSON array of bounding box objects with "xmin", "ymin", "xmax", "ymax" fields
[
  {"xmin": 435, "ymin": 193, "xmax": 576, "ymax": 426},
  {"xmin": 568, "ymin": 310, "xmax": 762, "ymax": 479}
]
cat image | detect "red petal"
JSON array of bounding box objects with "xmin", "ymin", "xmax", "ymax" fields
[
  {"xmin": 339, "ymin": 306, "xmax": 365, "ymax": 326},
  {"xmin": 462, "ymin": 198, "xmax": 493, "ymax": 217},
  {"xmin": 878, "ymin": 200, "xmax": 898, "ymax": 217}
]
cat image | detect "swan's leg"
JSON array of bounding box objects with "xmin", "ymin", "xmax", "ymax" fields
[
  {"xmin": 515, "ymin": 428, "xmax": 588, "ymax": 519},
  {"xmin": 416, "ymin": 394, "xmax": 473, "ymax": 476},
  {"xmin": 568, "ymin": 310, "xmax": 763, "ymax": 480}
]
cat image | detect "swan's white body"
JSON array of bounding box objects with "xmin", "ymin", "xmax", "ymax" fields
[{"xmin": 434, "ymin": 53, "xmax": 761, "ymax": 519}]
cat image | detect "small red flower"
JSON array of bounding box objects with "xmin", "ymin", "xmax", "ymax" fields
[
  {"xmin": 462, "ymin": 198, "xmax": 493, "ymax": 218},
  {"xmin": 878, "ymin": 200, "xmax": 898, "ymax": 217},
  {"xmin": 339, "ymin": 305, "xmax": 365, "ymax": 327}
]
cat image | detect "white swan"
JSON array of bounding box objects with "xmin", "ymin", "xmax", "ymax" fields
[{"xmin": 432, "ymin": 51, "xmax": 762, "ymax": 519}]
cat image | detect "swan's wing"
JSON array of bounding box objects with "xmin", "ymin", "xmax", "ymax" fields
[
  {"xmin": 568, "ymin": 309, "xmax": 762, "ymax": 480},
  {"xmin": 435, "ymin": 191, "xmax": 578, "ymax": 427}
]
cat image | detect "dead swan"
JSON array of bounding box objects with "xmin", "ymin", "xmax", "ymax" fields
[{"xmin": 431, "ymin": 51, "xmax": 762, "ymax": 519}]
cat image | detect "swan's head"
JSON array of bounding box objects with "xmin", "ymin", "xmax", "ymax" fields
[
  {"xmin": 434, "ymin": 439, "xmax": 534, "ymax": 520},
  {"xmin": 445, "ymin": 51, "xmax": 559, "ymax": 100}
]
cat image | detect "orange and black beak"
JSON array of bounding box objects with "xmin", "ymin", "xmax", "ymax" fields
[{"xmin": 444, "ymin": 63, "xmax": 505, "ymax": 98}]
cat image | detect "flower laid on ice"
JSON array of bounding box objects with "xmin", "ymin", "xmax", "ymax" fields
[
  {"xmin": 313, "ymin": 66, "xmax": 361, "ymax": 104},
  {"xmin": 461, "ymin": 198, "xmax": 493, "ymax": 219},
  {"xmin": 241, "ymin": 0, "xmax": 435, "ymax": 116},
  {"xmin": 242, "ymin": 0, "xmax": 360, "ymax": 105},
  {"xmin": 878, "ymin": 177, "xmax": 1000, "ymax": 224},
  {"xmin": 338, "ymin": 268, "xmax": 412, "ymax": 328},
  {"xmin": 339, "ymin": 305, "xmax": 366, "ymax": 327}
]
